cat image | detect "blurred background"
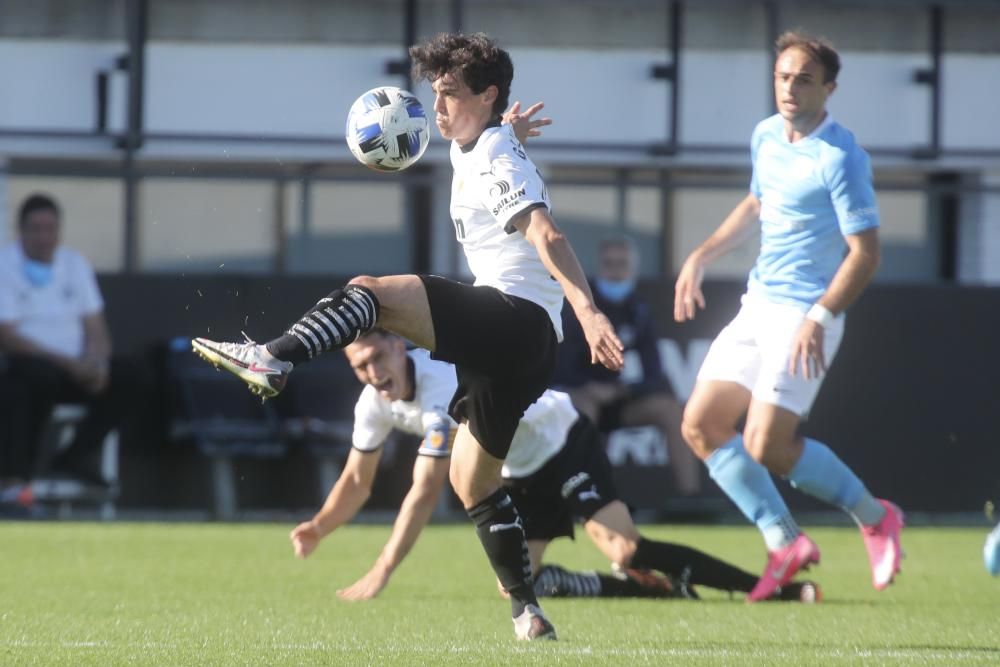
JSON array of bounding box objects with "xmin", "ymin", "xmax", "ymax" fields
[{"xmin": 1, "ymin": 0, "xmax": 998, "ymax": 522}]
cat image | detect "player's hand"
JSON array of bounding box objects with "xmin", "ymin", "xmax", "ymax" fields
[
  {"xmin": 674, "ymin": 255, "xmax": 707, "ymax": 322},
  {"xmin": 65, "ymin": 357, "xmax": 104, "ymax": 394},
  {"xmin": 788, "ymin": 319, "xmax": 826, "ymax": 379},
  {"xmin": 337, "ymin": 564, "xmax": 391, "ymax": 601},
  {"xmin": 81, "ymin": 358, "xmax": 110, "ymax": 395},
  {"xmin": 578, "ymin": 308, "xmax": 624, "ymax": 371},
  {"xmin": 290, "ymin": 520, "xmax": 322, "ymax": 559},
  {"xmin": 503, "ymin": 100, "xmax": 552, "ymax": 145}
]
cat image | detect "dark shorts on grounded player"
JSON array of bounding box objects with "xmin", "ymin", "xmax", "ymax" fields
[
  {"xmin": 503, "ymin": 417, "xmax": 621, "ymax": 542},
  {"xmin": 419, "ymin": 274, "xmax": 557, "ymax": 460}
]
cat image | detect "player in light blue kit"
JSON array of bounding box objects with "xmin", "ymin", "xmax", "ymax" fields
[{"xmin": 674, "ymin": 30, "xmax": 904, "ymax": 601}]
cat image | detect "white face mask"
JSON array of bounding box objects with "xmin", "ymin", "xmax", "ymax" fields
[{"xmin": 23, "ymin": 257, "xmax": 54, "ymax": 287}]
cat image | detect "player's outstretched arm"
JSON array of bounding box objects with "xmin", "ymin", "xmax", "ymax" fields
[
  {"xmin": 337, "ymin": 454, "xmax": 450, "ymax": 601},
  {"xmin": 674, "ymin": 193, "xmax": 761, "ymax": 322},
  {"xmin": 503, "ymin": 100, "xmax": 552, "ymax": 145},
  {"xmin": 290, "ymin": 448, "xmax": 380, "ymax": 559},
  {"xmin": 788, "ymin": 228, "xmax": 880, "ymax": 378},
  {"xmin": 513, "ymin": 207, "xmax": 624, "ymax": 371}
]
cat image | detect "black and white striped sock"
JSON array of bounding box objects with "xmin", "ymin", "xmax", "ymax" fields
[
  {"xmin": 534, "ymin": 565, "xmax": 676, "ymax": 599},
  {"xmin": 266, "ymin": 285, "xmax": 379, "ymax": 364},
  {"xmin": 534, "ymin": 565, "xmax": 602, "ymax": 597}
]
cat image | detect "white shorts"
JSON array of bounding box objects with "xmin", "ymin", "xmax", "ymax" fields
[{"xmin": 696, "ymin": 293, "xmax": 845, "ymax": 416}]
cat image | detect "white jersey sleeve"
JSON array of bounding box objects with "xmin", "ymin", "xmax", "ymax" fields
[
  {"xmin": 351, "ymin": 385, "xmax": 393, "ymax": 452},
  {"xmin": 411, "ymin": 350, "xmax": 458, "ymax": 458},
  {"xmin": 466, "ymin": 126, "xmax": 549, "ymax": 233}
]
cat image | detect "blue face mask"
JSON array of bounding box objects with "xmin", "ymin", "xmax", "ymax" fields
[
  {"xmin": 595, "ymin": 277, "xmax": 635, "ymax": 303},
  {"xmin": 23, "ymin": 258, "xmax": 54, "ymax": 288}
]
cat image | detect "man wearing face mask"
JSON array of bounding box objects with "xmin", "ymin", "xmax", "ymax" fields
[
  {"xmin": 554, "ymin": 236, "xmax": 702, "ymax": 499},
  {"xmin": 0, "ymin": 193, "xmax": 131, "ymax": 493}
]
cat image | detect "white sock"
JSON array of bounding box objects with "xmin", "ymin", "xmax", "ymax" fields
[{"xmin": 762, "ymin": 514, "xmax": 801, "ymax": 551}]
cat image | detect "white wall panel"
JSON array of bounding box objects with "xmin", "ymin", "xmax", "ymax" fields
[
  {"xmin": 679, "ymin": 50, "xmax": 771, "ymax": 146},
  {"xmin": 0, "ymin": 40, "xmax": 122, "ymax": 130},
  {"xmin": 0, "ymin": 39, "xmax": 996, "ymax": 159},
  {"xmin": 828, "ymin": 53, "xmax": 932, "ymax": 150},
  {"xmin": 941, "ymin": 55, "xmax": 1000, "ymax": 151},
  {"xmin": 144, "ymin": 43, "xmax": 403, "ymax": 137}
]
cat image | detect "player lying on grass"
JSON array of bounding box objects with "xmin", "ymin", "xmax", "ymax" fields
[{"xmin": 289, "ymin": 329, "xmax": 818, "ymax": 603}]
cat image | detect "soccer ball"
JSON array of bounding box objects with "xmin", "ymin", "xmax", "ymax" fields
[{"xmin": 345, "ymin": 86, "xmax": 429, "ymax": 172}]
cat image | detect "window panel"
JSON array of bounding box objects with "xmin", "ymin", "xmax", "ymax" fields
[
  {"xmin": 139, "ymin": 178, "xmax": 275, "ymax": 273},
  {"xmin": 624, "ymin": 186, "xmax": 662, "ymax": 276},
  {"xmin": 672, "ymin": 188, "xmax": 759, "ymax": 279},
  {"xmin": 547, "ymin": 184, "xmax": 617, "ymax": 274},
  {"xmin": 286, "ymin": 181, "xmax": 408, "ymax": 275}
]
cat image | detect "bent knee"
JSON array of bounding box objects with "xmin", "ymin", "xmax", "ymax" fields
[
  {"xmin": 681, "ymin": 415, "xmax": 726, "ymax": 460},
  {"xmin": 742, "ymin": 429, "xmax": 800, "ymax": 474},
  {"xmin": 347, "ymin": 275, "xmax": 378, "ymax": 291},
  {"xmin": 449, "ymin": 469, "xmax": 496, "ymax": 509}
]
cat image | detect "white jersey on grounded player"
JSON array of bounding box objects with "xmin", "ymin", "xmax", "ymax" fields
[
  {"xmin": 449, "ymin": 122, "xmax": 565, "ymax": 340},
  {"xmin": 352, "ymin": 349, "xmax": 457, "ymax": 458},
  {"xmin": 502, "ymin": 388, "xmax": 579, "ymax": 480},
  {"xmin": 352, "ymin": 349, "xmax": 578, "ymax": 474}
]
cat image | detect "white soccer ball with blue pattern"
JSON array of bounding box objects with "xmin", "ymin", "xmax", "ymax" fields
[{"xmin": 346, "ymin": 86, "xmax": 429, "ymax": 172}]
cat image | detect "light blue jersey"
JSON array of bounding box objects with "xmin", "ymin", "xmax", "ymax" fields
[{"xmin": 748, "ymin": 114, "xmax": 879, "ymax": 309}]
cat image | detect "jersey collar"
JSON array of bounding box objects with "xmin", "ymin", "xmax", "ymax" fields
[
  {"xmin": 459, "ymin": 117, "xmax": 502, "ymax": 153},
  {"xmin": 784, "ymin": 112, "xmax": 833, "ymax": 144}
]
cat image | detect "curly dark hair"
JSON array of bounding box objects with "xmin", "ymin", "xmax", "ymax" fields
[
  {"xmin": 775, "ymin": 30, "xmax": 840, "ymax": 83},
  {"xmin": 409, "ymin": 32, "xmax": 513, "ymax": 119}
]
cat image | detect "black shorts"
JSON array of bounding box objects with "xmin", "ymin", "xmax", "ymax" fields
[
  {"xmin": 419, "ymin": 275, "xmax": 558, "ymax": 459},
  {"xmin": 502, "ymin": 417, "xmax": 620, "ymax": 542}
]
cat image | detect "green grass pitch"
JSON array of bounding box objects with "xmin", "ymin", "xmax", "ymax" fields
[{"xmin": 0, "ymin": 522, "xmax": 997, "ymax": 665}]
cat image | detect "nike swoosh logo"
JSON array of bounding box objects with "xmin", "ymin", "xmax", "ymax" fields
[
  {"xmin": 770, "ymin": 551, "xmax": 796, "ymax": 581},
  {"xmin": 248, "ymin": 364, "xmax": 281, "ymax": 375}
]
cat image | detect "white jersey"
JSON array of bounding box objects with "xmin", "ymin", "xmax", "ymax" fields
[
  {"xmin": 352, "ymin": 349, "xmax": 457, "ymax": 458},
  {"xmin": 0, "ymin": 242, "xmax": 104, "ymax": 358},
  {"xmin": 503, "ymin": 389, "xmax": 578, "ymax": 479},
  {"xmin": 449, "ymin": 123, "xmax": 565, "ymax": 340}
]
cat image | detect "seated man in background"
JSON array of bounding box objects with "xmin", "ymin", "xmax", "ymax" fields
[
  {"xmin": 554, "ymin": 236, "xmax": 702, "ymax": 498},
  {"xmin": 0, "ymin": 193, "xmax": 135, "ymax": 492},
  {"xmin": 289, "ymin": 329, "xmax": 817, "ymax": 603}
]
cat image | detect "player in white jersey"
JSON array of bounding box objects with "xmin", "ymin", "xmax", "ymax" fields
[
  {"xmin": 674, "ymin": 30, "xmax": 903, "ymax": 601},
  {"xmin": 290, "ymin": 330, "xmax": 819, "ymax": 603},
  {"xmin": 191, "ymin": 33, "xmax": 622, "ymax": 640}
]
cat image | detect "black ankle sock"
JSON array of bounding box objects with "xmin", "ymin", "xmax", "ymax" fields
[
  {"xmin": 466, "ymin": 489, "xmax": 538, "ymax": 617},
  {"xmin": 266, "ymin": 285, "xmax": 379, "ymax": 364},
  {"xmin": 630, "ymin": 537, "xmax": 758, "ymax": 593}
]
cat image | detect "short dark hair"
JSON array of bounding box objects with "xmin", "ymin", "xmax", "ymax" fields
[
  {"xmin": 775, "ymin": 30, "xmax": 840, "ymax": 83},
  {"xmin": 599, "ymin": 235, "xmax": 637, "ymax": 257},
  {"xmin": 356, "ymin": 327, "xmax": 398, "ymax": 343},
  {"xmin": 18, "ymin": 193, "xmax": 60, "ymax": 228},
  {"xmin": 409, "ymin": 32, "xmax": 513, "ymax": 118}
]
